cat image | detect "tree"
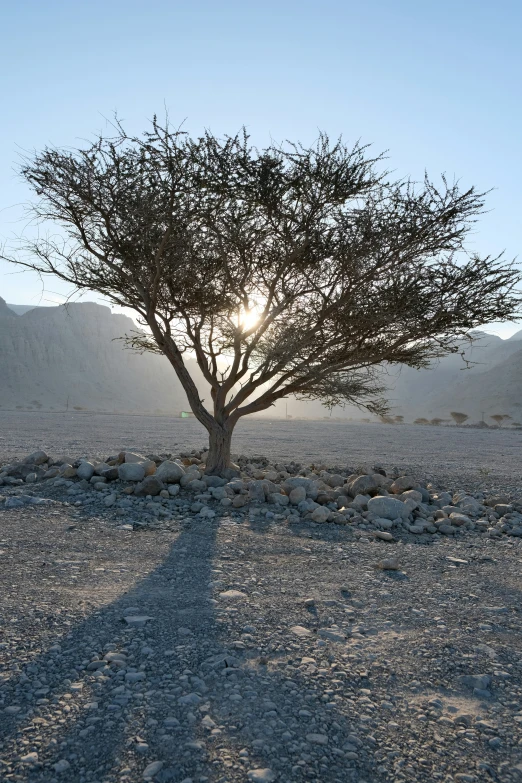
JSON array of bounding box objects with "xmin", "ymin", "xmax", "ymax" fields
[
  {"xmin": 394, "ymin": 415, "xmax": 404, "ymax": 424},
  {"xmin": 430, "ymin": 418, "xmax": 445, "ymax": 426},
  {"xmin": 450, "ymin": 411, "xmax": 469, "ymax": 425},
  {"xmin": 379, "ymin": 414, "xmax": 396, "ymax": 424},
  {"xmin": 490, "ymin": 414, "xmax": 511, "ymax": 427},
  {"xmin": 414, "ymin": 418, "xmax": 430, "ymax": 425},
  {"xmin": 4, "ymin": 118, "xmax": 522, "ymax": 474}
]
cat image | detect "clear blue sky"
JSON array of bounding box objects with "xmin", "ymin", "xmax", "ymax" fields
[{"xmin": 1, "ymin": 0, "xmax": 520, "ymax": 335}]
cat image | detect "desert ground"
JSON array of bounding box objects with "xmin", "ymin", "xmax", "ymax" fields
[{"xmin": 1, "ymin": 412, "xmax": 521, "ymax": 783}]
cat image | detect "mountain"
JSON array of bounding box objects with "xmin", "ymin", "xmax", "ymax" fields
[
  {"xmin": 1, "ymin": 298, "xmax": 521, "ymax": 422},
  {"xmin": 0, "ymin": 299, "xmax": 204, "ymax": 414},
  {"xmin": 5, "ymin": 303, "xmax": 48, "ymax": 315}
]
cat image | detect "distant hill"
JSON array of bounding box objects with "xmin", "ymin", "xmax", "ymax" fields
[
  {"xmin": 1, "ymin": 297, "xmax": 521, "ymax": 422},
  {"xmin": 0, "ymin": 298, "xmax": 204, "ymax": 414}
]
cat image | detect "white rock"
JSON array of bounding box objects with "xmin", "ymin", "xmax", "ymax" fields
[
  {"xmin": 219, "ymin": 590, "xmax": 247, "ymax": 600},
  {"xmin": 20, "ymin": 752, "xmax": 39, "ymax": 764},
  {"xmin": 290, "ymin": 625, "xmax": 312, "ymax": 637},
  {"xmin": 247, "ymin": 769, "xmax": 276, "ymax": 782}
]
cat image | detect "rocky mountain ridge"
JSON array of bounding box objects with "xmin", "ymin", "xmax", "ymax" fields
[{"xmin": 1, "ymin": 297, "xmax": 521, "ymax": 421}]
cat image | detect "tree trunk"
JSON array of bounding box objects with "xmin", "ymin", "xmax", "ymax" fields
[{"xmin": 205, "ymin": 422, "xmax": 235, "ymax": 476}]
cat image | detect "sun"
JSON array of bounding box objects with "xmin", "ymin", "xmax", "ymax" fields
[{"xmin": 239, "ymin": 308, "xmax": 261, "ymax": 331}]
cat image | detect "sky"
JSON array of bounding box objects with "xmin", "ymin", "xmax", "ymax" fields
[{"xmin": 0, "ymin": 0, "xmax": 521, "ymax": 336}]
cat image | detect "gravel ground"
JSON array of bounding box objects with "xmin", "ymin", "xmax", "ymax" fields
[
  {"xmin": 0, "ymin": 413, "xmax": 521, "ymax": 783},
  {"xmin": 0, "ymin": 411, "xmax": 521, "ymax": 495}
]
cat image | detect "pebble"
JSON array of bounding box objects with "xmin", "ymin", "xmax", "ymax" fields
[
  {"xmin": 247, "ymin": 770, "xmax": 276, "ymax": 782},
  {"xmin": 143, "ymin": 760, "xmax": 164, "ymax": 779}
]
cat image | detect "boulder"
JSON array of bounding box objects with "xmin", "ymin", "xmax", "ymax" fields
[
  {"xmin": 76, "ymin": 462, "xmax": 95, "ymax": 481},
  {"xmin": 311, "ymin": 506, "xmax": 331, "ymax": 523},
  {"xmin": 348, "ymin": 474, "xmax": 380, "ymax": 497},
  {"xmin": 201, "ymin": 474, "xmax": 226, "ymax": 488},
  {"xmin": 118, "ymin": 463, "xmax": 146, "ymax": 482},
  {"xmin": 180, "ymin": 471, "xmax": 201, "ymax": 488},
  {"xmin": 134, "ymin": 476, "xmax": 164, "ymax": 496},
  {"xmin": 326, "ymin": 474, "xmax": 345, "ymax": 488},
  {"xmin": 24, "ymin": 450, "xmax": 49, "ymax": 465},
  {"xmin": 390, "ymin": 475, "xmax": 417, "ymax": 493},
  {"xmin": 367, "ymin": 496, "xmax": 409, "ymax": 521},
  {"xmin": 123, "ymin": 451, "xmax": 148, "ymax": 463},
  {"xmin": 155, "ymin": 460, "xmax": 185, "ymax": 484},
  {"xmin": 248, "ymin": 480, "xmax": 268, "ymax": 502},
  {"xmin": 289, "ymin": 486, "xmax": 307, "ymax": 505}
]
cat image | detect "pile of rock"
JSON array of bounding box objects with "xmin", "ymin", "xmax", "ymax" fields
[{"xmin": 1, "ymin": 448, "xmax": 521, "ymax": 539}]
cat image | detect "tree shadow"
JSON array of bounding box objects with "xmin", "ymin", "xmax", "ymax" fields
[
  {"xmin": 1, "ymin": 511, "xmax": 519, "ymax": 783},
  {"xmin": 0, "ymin": 516, "xmax": 367, "ymax": 783}
]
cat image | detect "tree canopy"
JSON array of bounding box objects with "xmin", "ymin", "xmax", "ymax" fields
[{"xmin": 4, "ymin": 117, "xmax": 521, "ymax": 473}]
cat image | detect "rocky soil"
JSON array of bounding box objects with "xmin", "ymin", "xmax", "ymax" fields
[{"xmin": 1, "ymin": 429, "xmax": 521, "ymax": 782}]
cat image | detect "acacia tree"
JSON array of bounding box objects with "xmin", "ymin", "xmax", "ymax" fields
[
  {"xmin": 450, "ymin": 411, "xmax": 469, "ymax": 425},
  {"xmin": 4, "ymin": 118, "xmax": 521, "ymax": 474},
  {"xmin": 491, "ymin": 414, "xmax": 511, "ymax": 427}
]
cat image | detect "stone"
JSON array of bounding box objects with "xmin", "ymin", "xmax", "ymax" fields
[
  {"xmin": 77, "ymin": 461, "xmax": 95, "ymax": 480},
  {"xmin": 306, "ymin": 733, "xmax": 328, "ymax": 745},
  {"xmin": 311, "ymin": 506, "xmax": 331, "ymax": 523},
  {"xmin": 449, "ymin": 512, "xmax": 472, "ymax": 526},
  {"xmin": 375, "ymin": 557, "xmax": 400, "ymax": 571},
  {"xmin": 123, "ymin": 451, "xmax": 148, "ymax": 463},
  {"xmin": 290, "ymin": 625, "xmax": 313, "ymax": 637},
  {"xmin": 125, "ymin": 672, "xmax": 146, "ymax": 683},
  {"xmin": 390, "ymin": 475, "xmax": 417, "ymax": 493},
  {"xmin": 178, "ymin": 692, "xmax": 202, "ymax": 706},
  {"xmin": 269, "ymin": 492, "xmax": 289, "ymax": 506},
  {"xmin": 168, "ymin": 484, "xmax": 180, "ymax": 497},
  {"xmin": 20, "ymin": 752, "xmax": 39, "ymax": 764},
  {"xmin": 53, "ymin": 759, "xmax": 71, "ymax": 773},
  {"xmin": 155, "ymin": 460, "xmax": 185, "ymax": 483},
  {"xmin": 135, "ymin": 476, "xmax": 164, "ymax": 496},
  {"xmin": 458, "ymin": 674, "xmax": 491, "ymax": 690},
  {"xmin": 247, "ymin": 770, "xmax": 276, "ymax": 783},
  {"xmin": 318, "ymin": 628, "xmax": 346, "ymax": 642},
  {"xmin": 124, "ymin": 615, "xmax": 154, "ymax": 627},
  {"xmin": 202, "ymin": 474, "xmax": 226, "ymax": 488},
  {"xmin": 143, "ymin": 761, "xmax": 164, "ymax": 780},
  {"xmin": 180, "ymin": 472, "xmax": 202, "ymax": 488},
  {"xmin": 326, "ymin": 473, "xmax": 345, "ymax": 488},
  {"xmin": 118, "ymin": 463, "xmax": 146, "ymax": 482},
  {"xmin": 348, "ymin": 475, "xmax": 380, "ymax": 496},
  {"xmin": 367, "ymin": 496, "xmax": 409, "ymax": 521},
  {"xmin": 100, "ymin": 466, "xmax": 119, "ymax": 481},
  {"xmin": 289, "ymin": 486, "xmax": 306, "ymax": 504},
  {"xmin": 219, "ymin": 590, "xmax": 247, "ymax": 600},
  {"xmin": 24, "ymin": 450, "xmax": 48, "ymax": 465},
  {"xmin": 25, "ymin": 472, "xmax": 37, "ymax": 483},
  {"xmin": 374, "ymin": 530, "xmax": 394, "ymax": 541}
]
